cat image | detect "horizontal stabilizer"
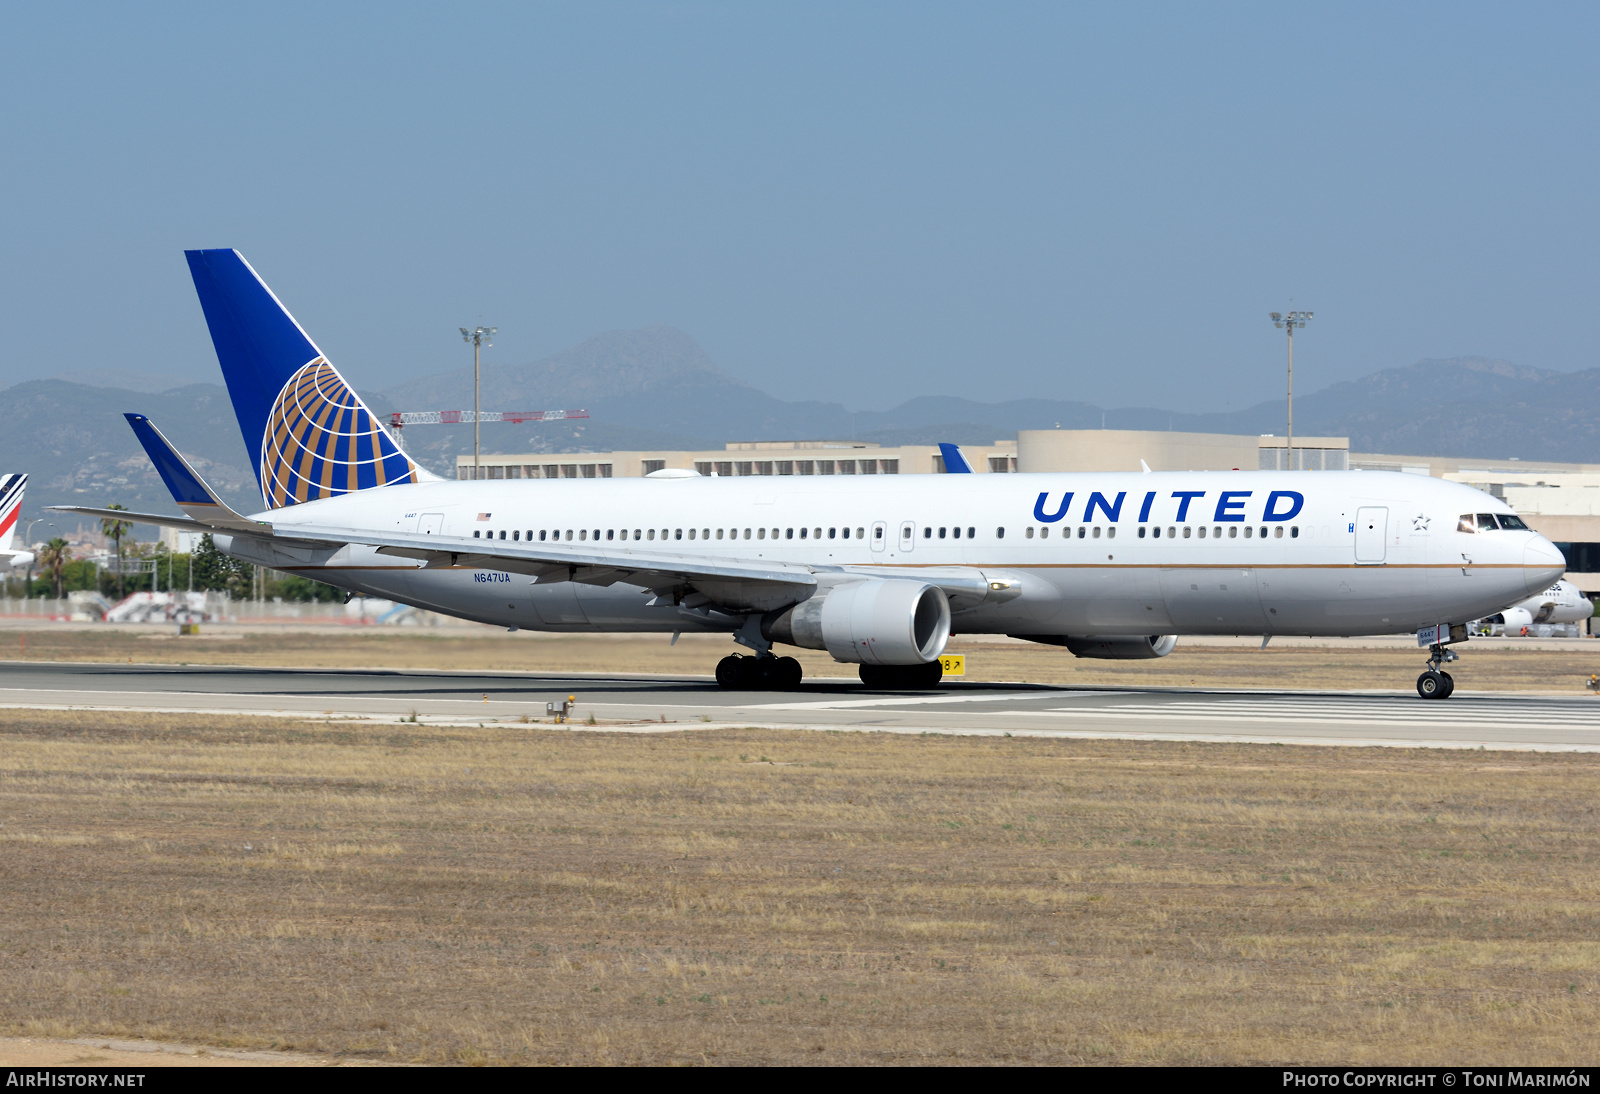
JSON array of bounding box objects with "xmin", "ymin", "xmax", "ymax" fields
[{"xmin": 122, "ymin": 414, "xmax": 270, "ymax": 532}]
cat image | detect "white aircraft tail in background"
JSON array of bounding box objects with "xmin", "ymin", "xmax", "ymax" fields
[{"xmin": 0, "ymin": 474, "xmax": 32, "ymax": 572}]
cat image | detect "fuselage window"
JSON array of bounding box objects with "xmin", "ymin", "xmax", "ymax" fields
[
  {"xmin": 1291, "ymin": 526, "xmax": 1300, "ymax": 538},
  {"xmin": 473, "ymin": 530, "xmax": 481, "ymax": 538},
  {"xmin": 1026, "ymin": 527, "xmax": 1034, "ymax": 539},
  {"xmin": 829, "ymin": 528, "xmax": 837, "ymax": 539},
  {"xmin": 875, "ymin": 526, "xmax": 883, "ymax": 539},
  {"xmin": 1075, "ymin": 527, "xmax": 1084, "ymax": 540},
  {"xmin": 996, "ymin": 527, "xmax": 1005, "ymax": 539},
  {"xmin": 1107, "ymin": 527, "xmax": 1116, "ymax": 539},
  {"xmin": 1258, "ymin": 526, "xmax": 1266, "ymax": 539},
  {"xmin": 716, "ymin": 529, "xmax": 724, "ymax": 540},
  {"xmin": 813, "ymin": 528, "xmax": 821, "ymax": 539},
  {"xmin": 967, "ymin": 527, "xmax": 975, "ymax": 539},
  {"xmin": 856, "ymin": 527, "xmax": 864, "ymax": 538},
  {"xmin": 799, "ymin": 528, "xmax": 806, "ymax": 539},
  {"xmin": 675, "ymin": 529, "xmax": 683, "ymax": 540},
  {"xmin": 513, "ymin": 530, "xmax": 520, "ymax": 541},
  {"xmin": 924, "ymin": 527, "xmax": 932, "ymax": 539},
  {"xmin": 688, "ymin": 529, "xmax": 696, "ymax": 540},
  {"xmin": 1041, "ymin": 527, "xmax": 1049, "ymax": 539},
  {"xmin": 1092, "ymin": 526, "xmax": 1101, "ymax": 539},
  {"xmin": 704, "ymin": 529, "xmax": 710, "ymax": 540},
  {"xmin": 787, "ymin": 528, "xmax": 795, "ymax": 539},
  {"xmin": 647, "ymin": 529, "xmax": 655, "ymax": 540},
  {"xmin": 758, "ymin": 528, "xmax": 766, "ymax": 539},
  {"xmin": 1228, "ymin": 527, "xmax": 1237, "ymax": 539},
  {"xmin": 1165, "ymin": 526, "xmax": 1174, "ymax": 538},
  {"xmin": 1182, "ymin": 526, "xmax": 1190, "ymax": 539},
  {"xmin": 594, "ymin": 530, "xmax": 600, "ymax": 541},
  {"xmin": 1213, "ymin": 526, "xmax": 1222, "ymax": 538},
  {"xmin": 1243, "ymin": 527, "xmax": 1252, "ymax": 539},
  {"xmin": 579, "ymin": 530, "xmax": 587, "ymax": 540},
  {"xmin": 771, "ymin": 528, "xmax": 779, "ymax": 539},
  {"xmin": 607, "ymin": 529, "xmax": 615, "ymax": 540},
  {"xmin": 1274, "ymin": 526, "xmax": 1283, "ymax": 538},
  {"xmin": 634, "ymin": 529, "xmax": 642, "ymax": 540},
  {"xmin": 1139, "ymin": 526, "xmax": 1147, "ymax": 539},
  {"xmin": 745, "ymin": 528, "xmax": 753, "ymax": 539},
  {"xmin": 939, "ymin": 527, "xmax": 947, "ymax": 539},
  {"xmin": 1197, "ymin": 526, "xmax": 1206, "ymax": 539},
  {"xmin": 539, "ymin": 530, "xmax": 547, "ymax": 541}
]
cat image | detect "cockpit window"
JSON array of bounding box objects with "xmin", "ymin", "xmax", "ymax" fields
[
  {"xmin": 1458, "ymin": 514, "xmax": 1477, "ymax": 533},
  {"xmin": 1497, "ymin": 513, "xmax": 1529, "ymax": 530},
  {"xmin": 1476, "ymin": 513, "xmax": 1500, "ymax": 531}
]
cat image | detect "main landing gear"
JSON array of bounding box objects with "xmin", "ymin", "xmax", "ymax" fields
[
  {"xmin": 716, "ymin": 654, "xmax": 803, "ymax": 691},
  {"xmin": 1416, "ymin": 642, "xmax": 1459, "ymax": 700}
]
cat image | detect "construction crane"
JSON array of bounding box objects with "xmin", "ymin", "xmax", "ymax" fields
[{"xmin": 387, "ymin": 408, "xmax": 589, "ymax": 447}]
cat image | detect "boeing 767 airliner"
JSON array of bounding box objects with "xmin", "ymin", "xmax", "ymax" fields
[{"xmin": 52, "ymin": 250, "xmax": 1567, "ymax": 699}]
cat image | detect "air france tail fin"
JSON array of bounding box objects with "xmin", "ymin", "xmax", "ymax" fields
[
  {"xmin": 0, "ymin": 473, "xmax": 25, "ymax": 550},
  {"xmin": 184, "ymin": 249, "xmax": 431, "ymax": 509},
  {"xmin": 937, "ymin": 443, "xmax": 975, "ymax": 473}
]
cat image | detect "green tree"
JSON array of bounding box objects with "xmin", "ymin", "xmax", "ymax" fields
[
  {"xmin": 36, "ymin": 538, "xmax": 70, "ymax": 599},
  {"xmin": 191, "ymin": 534, "xmax": 252, "ymax": 597},
  {"xmin": 99, "ymin": 503, "xmax": 133, "ymax": 599}
]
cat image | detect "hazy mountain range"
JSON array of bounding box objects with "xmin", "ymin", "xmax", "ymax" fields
[{"xmin": 4, "ymin": 323, "xmax": 1597, "ymax": 538}]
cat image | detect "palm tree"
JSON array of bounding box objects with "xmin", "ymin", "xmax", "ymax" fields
[
  {"xmin": 100, "ymin": 503, "xmax": 133, "ymax": 599},
  {"xmin": 36, "ymin": 538, "xmax": 70, "ymax": 600}
]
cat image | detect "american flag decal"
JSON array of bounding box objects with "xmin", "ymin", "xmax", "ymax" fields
[
  {"xmin": 260, "ymin": 359, "xmax": 419, "ymax": 510},
  {"xmin": 477, "ymin": 513, "xmax": 492, "ymax": 520}
]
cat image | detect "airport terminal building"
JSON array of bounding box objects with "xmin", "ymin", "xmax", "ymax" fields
[{"xmin": 462, "ymin": 429, "xmax": 1600, "ymax": 594}]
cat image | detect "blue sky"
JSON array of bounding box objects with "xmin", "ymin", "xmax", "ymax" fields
[{"xmin": 1, "ymin": 2, "xmax": 1595, "ymax": 412}]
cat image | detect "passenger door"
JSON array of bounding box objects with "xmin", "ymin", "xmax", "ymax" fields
[
  {"xmin": 871, "ymin": 521, "xmax": 887, "ymax": 553},
  {"xmin": 899, "ymin": 521, "xmax": 916, "ymax": 552},
  {"xmin": 1355, "ymin": 507, "xmax": 1388, "ymax": 564}
]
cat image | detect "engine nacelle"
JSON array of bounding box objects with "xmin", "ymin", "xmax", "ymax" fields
[
  {"xmin": 763, "ymin": 579, "xmax": 951, "ymax": 665},
  {"xmin": 1501, "ymin": 607, "xmax": 1534, "ymax": 632},
  {"xmin": 2, "ymin": 551, "xmax": 34, "ymax": 571},
  {"xmin": 1011, "ymin": 633, "xmax": 1178, "ymax": 659}
]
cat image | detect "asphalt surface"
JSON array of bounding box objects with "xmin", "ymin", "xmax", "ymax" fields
[{"xmin": 3, "ymin": 660, "xmax": 1599, "ymax": 752}]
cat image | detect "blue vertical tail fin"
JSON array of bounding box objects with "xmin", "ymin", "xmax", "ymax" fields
[{"xmin": 184, "ymin": 249, "xmax": 428, "ymax": 509}]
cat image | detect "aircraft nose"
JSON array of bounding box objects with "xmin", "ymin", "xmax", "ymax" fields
[{"xmin": 1524, "ymin": 537, "xmax": 1567, "ymax": 595}]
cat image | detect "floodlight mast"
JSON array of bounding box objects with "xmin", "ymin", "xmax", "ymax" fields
[
  {"xmin": 460, "ymin": 325, "xmax": 497, "ymax": 476},
  {"xmin": 1269, "ymin": 310, "xmax": 1313, "ymax": 468}
]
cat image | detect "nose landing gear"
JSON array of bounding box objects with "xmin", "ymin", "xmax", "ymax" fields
[{"xmin": 1416, "ymin": 642, "xmax": 1459, "ymax": 700}]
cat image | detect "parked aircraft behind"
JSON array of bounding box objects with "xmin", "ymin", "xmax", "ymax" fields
[
  {"xmin": 53, "ymin": 251, "xmax": 1568, "ymax": 699},
  {"xmin": 0, "ymin": 474, "xmax": 33, "ymax": 572},
  {"xmin": 1478, "ymin": 578, "xmax": 1593, "ymax": 636}
]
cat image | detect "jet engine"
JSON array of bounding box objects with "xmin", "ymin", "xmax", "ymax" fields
[
  {"xmin": 1500, "ymin": 607, "xmax": 1534, "ymax": 633},
  {"xmin": 762, "ymin": 579, "xmax": 951, "ymax": 665},
  {"xmin": 2, "ymin": 551, "xmax": 33, "ymax": 571},
  {"xmin": 1010, "ymin": 633, "xmax": 1178, "ymax": 659}
]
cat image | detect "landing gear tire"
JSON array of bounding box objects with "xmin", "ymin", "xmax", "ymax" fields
[
  {"xmin": 772, "ymin": 656, "xmax": 803, "ymax": 690},
  {"xmin": 716, "ymin": 655, "xmax": 752, "ymax": 689},
  {"xmin": 859, "ymin": 660, "xmax": 944, "ymax": 690},
  {"xmin": 1417, "ymin": 670, "xmax": 1450, "ymax": 700}
]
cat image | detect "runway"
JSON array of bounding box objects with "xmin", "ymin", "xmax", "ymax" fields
[{"xmin": 3, "ymin": 660, "xmax": 1599, "ymax": 752}]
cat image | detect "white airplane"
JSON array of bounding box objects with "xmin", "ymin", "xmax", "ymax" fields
[
  {"xmin": 1480, "ymin": 578, "xmax": 1593, "ymax": 635},
  {"xmin": 53, "ymin": 250, "xmax": 1567, "ymax": 700},
  {"xmin": 0, "ymin": 474, "xmax": 33, "ymax": 572}
]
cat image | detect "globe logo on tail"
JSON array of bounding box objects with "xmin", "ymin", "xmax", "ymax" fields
[{"xmin": 260, "ymin": 359, "xmax": 418, "ymax": 509}]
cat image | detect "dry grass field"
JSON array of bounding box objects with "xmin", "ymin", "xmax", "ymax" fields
[
  {"xmin": 4, "ymin": 625, "xmax": 1600, "ymax": 693},
  {"xmin": 2, "ymin": 707, "xmax": 1598, "ymax": 1065}
]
